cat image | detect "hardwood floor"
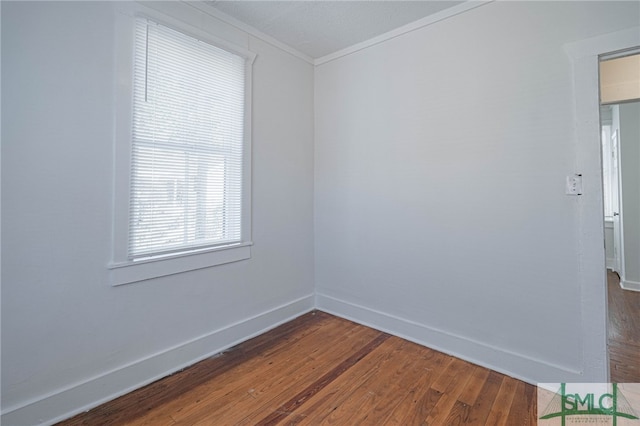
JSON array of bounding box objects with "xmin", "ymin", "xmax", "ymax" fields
[
  {"xmin": 608, "ymin": 270, "xmax": 640, "ymax": 383},
  {"xmin": 58, "ymin": 311, "xmax": 536, "ymax": 425}
]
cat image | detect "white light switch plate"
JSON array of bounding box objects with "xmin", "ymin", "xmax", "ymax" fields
[{"xmin": 566, "ymin": 174, "xmax": 583, "ymax": 195}]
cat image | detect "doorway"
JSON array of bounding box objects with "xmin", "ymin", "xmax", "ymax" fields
[
  {"xmin": 599, "ymin": 52, "xmax": 640, "ymax": 382},
  {"xmin": 565, "ymin": 26, "xmax": 640, "ymax": 383}
]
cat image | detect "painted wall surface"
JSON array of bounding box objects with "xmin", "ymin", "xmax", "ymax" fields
[
  {"xmin": 315, "ymin": 1, "xmax": 640, "ymax": 383},
  {"xmin": 1, "ymin": 1, "xmax": 314, "ymax": 424},
  {"xmin": 620, "ymin": 102, "xmax": 640, "ymax": 285}
]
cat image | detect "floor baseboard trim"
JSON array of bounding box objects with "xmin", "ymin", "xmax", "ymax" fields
[
  {"xmin": 316, "ymin": 292, "xmax": 582, "ymax": 386},
  {"xmin": 1, "ymin": 294, "xmax": 315, "ymax": 426},
  {"xmin": 620, "ymin": 279, "xmax": 640, "ymax": 292}
]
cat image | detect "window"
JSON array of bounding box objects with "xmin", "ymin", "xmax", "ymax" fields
[{"xmin": 110, "ymin": 10, "xmax": 255, "ymax": 285}]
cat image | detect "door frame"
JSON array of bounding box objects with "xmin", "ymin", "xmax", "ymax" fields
[
  {"xmin": 566, "ymin": 27, "xmax": 640, "ymax": 382},
  {"xmin": 611, "ymin": 124, "xmax": 624, "ymax": 277}
]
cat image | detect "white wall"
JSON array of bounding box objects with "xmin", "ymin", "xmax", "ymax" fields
[
  {"xmin": 315, "ymin": 1, "xmax": 640, "ymax": 384},
  {"xmin": 1, "ymin": 2, "xmax": 314, "ymax": 424},
  {"xmin": 620, "ymin": 102, "xmax": 640, "ymax": 286}
]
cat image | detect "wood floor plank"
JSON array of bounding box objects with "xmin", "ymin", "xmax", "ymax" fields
[
  {"xmin": 358, "ymin": 341, "xmax": 446, "ymax": 424},
  {"xmin": 306, "ymin": 338, "xmax": 422, "ymax": 425},
  {"xmin": 608, "ymin": 270, "xmax": 640, "ymax": 345},
  {"xmin": 443, "ymin": 400, "xmax": 473, "ymax": 426},
  {"xmin": 377, "ymin": 349, "xmax": 450, "ymax": 425},
  {"xmin": 286, "ymin": 338, "xmax": 403, "ymax": 425},
  {"xmin": 386, "ymin": 357, "xmax": 455, "ymax": 425},
  {"xmin": 441, "ymin": 366, "xmax": 491, "ymax": 425},
  {"xmin": 224, "ymin": 329, "xmax": 385, "ymax": 425},
  {"xmin": 608, "ymin": 270, "xmax": 640, "ymax": 383},
  {"xmin": 462, "ymin": 370, "xmax": 504, "ymax": 425},
  {"xmin": 128, "ymin": 314, "xmax": 358, "ymax": 425},
  {"xmin": 171, "ymin": 323, "xmax": 384, "ymax": 425},
  {"xmin": 233, "ymin": 331, "xmax": 389, "ymax": 425},
  {"xmin": 289, "ymin": 337, "xmax": 411, "ymax": 425},
  {"xmin": 484, "ymin": 376, "xmax": 519, "ymax": 426},
  {"xmin": 423, "ymin": 359, "xmax": 474, "ymax": 425},
  {"xmin": 58, "ymin": 311, "xmax": 537, "ymax": 426},
  {"xmin": 250, "ymin": 332, "xmax": 390, "ymax": 425},
  {"xmin": 505, "ymin": 380, "xmax": 534, "ymax": 426},
  {"xmin": 457, "ymin": 366, "xmax": 491, "ymax": 406}
]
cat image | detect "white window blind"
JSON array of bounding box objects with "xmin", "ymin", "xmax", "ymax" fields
[{"xmin": 129, "ymin": 17, "xmax": 246, "ymax": 259}]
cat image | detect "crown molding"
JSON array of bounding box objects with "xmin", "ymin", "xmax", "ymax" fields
[
  {"xmin": 314, "ymin": 1, "xmax": 493, "ymax": 66},
  {"xmin": 186, "ymin": 1, "xmax": 316, "ymax": 65},
  {"xmin": 186, "ymin": 1, "xmax": 492, "ymax": 67}
]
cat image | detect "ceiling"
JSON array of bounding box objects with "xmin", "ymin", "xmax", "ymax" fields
[{"xmin": 206, "ymin": 1, "xmax": 466, "ymax": 59}]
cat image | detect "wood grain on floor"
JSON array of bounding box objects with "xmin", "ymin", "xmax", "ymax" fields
[
  {"xmin": 58, "ymin": 311, "xmax": 537, "ymax": 425},
  {"xmin": 608, "ymin": 270, "xmax": 640, "ymax": 383}
]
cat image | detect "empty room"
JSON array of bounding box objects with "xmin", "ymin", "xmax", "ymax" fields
[{"xmin": 2, "ymin": 1, "xmax": 640, "ymax": 425}]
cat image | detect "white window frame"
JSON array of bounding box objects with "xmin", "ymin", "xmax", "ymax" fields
[{"xmin": 109, "ymin": 4, "xmax": 255, "ymax": 286}]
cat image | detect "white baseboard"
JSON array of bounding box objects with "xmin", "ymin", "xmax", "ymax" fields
[
  {"xmin": 315, "ymin": 293, "xmax": 582, "ymax": 386},
  {"xmin": 1, "ymin": 294, "xmax": 315, "ymax": 426},
  {"xmin": 620, "ymin": 279, "xmax": 640, "ymax": 292}
]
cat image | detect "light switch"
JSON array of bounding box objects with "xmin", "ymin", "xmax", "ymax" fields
[{"xmin": 566, "ymin": 174, "xmax": 583, "ymax": 195}]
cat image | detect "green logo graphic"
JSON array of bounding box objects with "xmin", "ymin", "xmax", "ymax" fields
[{"xmin": 540, "ymin": 383, "xmax": 639, "ymax": 425}]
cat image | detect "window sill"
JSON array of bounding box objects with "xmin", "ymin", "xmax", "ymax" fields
[{"xmin": 108, "ymin": 242, "xmax": 252, "ymax": 286}]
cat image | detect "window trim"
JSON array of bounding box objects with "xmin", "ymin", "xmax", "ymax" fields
[{"xmin": 109, "ymin": 4, "xmax": 255, "ymax": 286}]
